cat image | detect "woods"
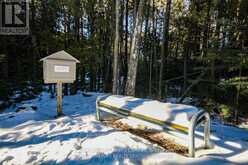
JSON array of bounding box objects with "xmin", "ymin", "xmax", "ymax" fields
[{"xmin": 0, "ymin": 0, "xmax": 248, "ymax": 122}]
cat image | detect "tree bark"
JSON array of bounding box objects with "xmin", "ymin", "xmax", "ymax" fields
[
  {"xmin": 202, "ymin": 0, "xmax": 211, "ymax": 57},
  {"xmin": 125, "ymin": 0, "xmax": 145, "ymax": 96},
  {"xmin": 158, "ymin": 0, "xmax": 172, "ymax": 99},
  {"xmin": 183, "ymin": 49, "xmax": 188, "ymax": 92},
  {"xmin": 112, "ymin": 0, "xmax": 120, "ymax": 94}
]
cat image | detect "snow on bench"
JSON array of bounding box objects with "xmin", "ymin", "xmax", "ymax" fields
[
  {"xmin": 97, "ymin": 95, "xmax": 198, "ymax": 132},
  {"xmin": 96, "ymin": 94, "xmax": 212, "ymax": 157}
]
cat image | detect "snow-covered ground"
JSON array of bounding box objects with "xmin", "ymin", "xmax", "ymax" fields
[{"xmin": 0, "ymin": 92, "xmax": 248, "ymax": 165}]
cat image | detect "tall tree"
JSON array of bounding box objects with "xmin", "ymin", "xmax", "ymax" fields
[
  {"xmin": 112, "ymin": 0, "xmax": 120, "ymax": 94},
  {"xmin": 158, "ymin": 0, "xmax": 172, "ymax": 99},
  {"xmin": 125, "ymin": 0, "xmax": 145, "ymax": 96}
]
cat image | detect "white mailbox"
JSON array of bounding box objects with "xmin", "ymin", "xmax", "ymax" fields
[
  {"xmin": 40, "ymin": 50, "xmax": 80, "ymax": 84},
  {"xmin": 40, "ymin": 50, "xmax": 80, "ymax": 117}
]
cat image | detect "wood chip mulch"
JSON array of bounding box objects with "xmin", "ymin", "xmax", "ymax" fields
[{"xmin": 102, "ymin": 120, "xmax": 188, "ymax": 156}]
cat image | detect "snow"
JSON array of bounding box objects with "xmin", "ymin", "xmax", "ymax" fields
[
  {"xmin": 99, "ymin": 95, "xmax": 198, "ymax": 127},
  {"xmin": 0, "ymin": 92, "xmax": 248, "ymax": 164}
]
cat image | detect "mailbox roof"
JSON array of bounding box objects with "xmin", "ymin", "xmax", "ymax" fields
[{"xmin": 40, "ymin": 50, "xmax": 80, "ymax": 63}]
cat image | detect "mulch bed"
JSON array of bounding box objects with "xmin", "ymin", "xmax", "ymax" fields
[{"xmin": 103, "ymin": 120, "xmax": 188, "ymax": 156}]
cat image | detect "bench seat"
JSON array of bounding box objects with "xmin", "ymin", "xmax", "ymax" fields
[{"xmin": 98, "ymin": 95, "xmax": 198, "ymax": 132}]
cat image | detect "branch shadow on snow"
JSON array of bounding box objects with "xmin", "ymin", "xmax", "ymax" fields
[
  {"xmin": 0, "ymin": 92, "xmax": 98, "ymax": 129},
  {"xmin": 119, "ymin": 97, "xmax": 195, "ymax": 125},
  {"xmin": 42, "ymin": 146, "xmax": 155, "ymax": 165},
  {"xmin": 0, "ymin": 128, "xmax": 116, "ymax": 149}
]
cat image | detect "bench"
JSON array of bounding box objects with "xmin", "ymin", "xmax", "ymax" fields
[{"xmin": 96, "ymin": 94, "xmax": 212, "ymax": 157}]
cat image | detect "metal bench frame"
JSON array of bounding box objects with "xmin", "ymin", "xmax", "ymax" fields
[{"xmin": 96, "ymin": 95, "xmax": 211, "ymax": 157}]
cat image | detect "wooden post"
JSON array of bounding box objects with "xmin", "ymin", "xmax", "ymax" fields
[{"xmin": 57, "ymin": 81, "xmax": 63, "ymax": 116}]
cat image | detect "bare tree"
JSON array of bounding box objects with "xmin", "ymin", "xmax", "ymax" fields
[
  {"xmin": 159, "ymin": 0, "xmax": 172, "ymax": 99},
  {"xmin": 112, "ymin": 0, "xmax": 120, "ymax": 94},
  {"xmin": 125, "ymin": 0, "xmax": 145, "ymax": 96}
]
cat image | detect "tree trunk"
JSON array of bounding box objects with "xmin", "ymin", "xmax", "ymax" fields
[
  {"xmin": 202, "ymin": 0, "xmax": 211, "ymax": 57},
  {"xmin": 125, "ymin": 0, "xmax": 145, "ymax": 96},
  {"xmin": 112, "ymin": 0, "xmax": 120, "ymax": 94},
  {"xmin": 158, "ymin": 0, "xmax": 172, "ymax": 99},
  {"xmin": 235, "ymin": 51, "xmax": 243, "ymax": 124},
  {"xmin": 124, "ymin": 0, "xmax": 129, "ymax": 77},
  {"xmin": 183, "ymin": 42, "xmax": 189, "ymax": 92},
  {"xmin": 144, "ymin": 0, "xmax": 151, "ymax": 95},
  {"xmin": 63, "ymin": 5, "xmax": 69, "ymax": 95}
]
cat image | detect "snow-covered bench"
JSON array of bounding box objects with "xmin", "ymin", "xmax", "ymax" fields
[{"xmin": 96, "ymin": 95, "xmax": 211, "ymax": 157}]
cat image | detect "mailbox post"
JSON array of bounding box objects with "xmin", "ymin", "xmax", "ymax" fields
[
  {"xmin": 40, "ymin": 50, "xmax": 80, "ymax": 117},
  {"xmin": 57, "ymin": 81, "xmax": 63, "ymax": 116}
]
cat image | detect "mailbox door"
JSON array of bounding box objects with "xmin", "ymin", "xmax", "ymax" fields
[{"xmin": 44, "ymin": 59, "xmax": 76, "ymax": 83}]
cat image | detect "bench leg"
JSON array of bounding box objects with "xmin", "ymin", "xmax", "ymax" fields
[
  {"xmin": 96, "ymin": 102, "xmax": 101, "ymax": 121},
  {"xmin": 189, "ymin": 110, "xmax": 212, "ymax": 157},
  {"xmin": 204, "ymin": 113, "xmax": 211, "ymax": 149},
  {"xmin": 189, "ymin": 126, "xmax": 195, "ymax": 157}
]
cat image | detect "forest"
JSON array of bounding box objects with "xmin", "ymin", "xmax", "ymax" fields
[{"xmin": 0, "ymin": 0, "xmax": 248, "ymax": 124}]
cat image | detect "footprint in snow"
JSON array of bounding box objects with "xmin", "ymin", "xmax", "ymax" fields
[
  {"xmin": 73, "ymin": 143, "xmax": 82, "ymax": 150},
  {"xmin": 27, "ymin": 151, "xmax": 40, "ymax": 155},
  {"xmin": 49, "ymin": 123, "xmax": 56, "ymax": 130},
  {"xmin": 25, "ymin": 155, "xmax": 37, "ymax": 164},
  {"xmin": 64, "ymin": 103, "xmax": 70, "ymax": 106},
  {"xmin": 0, "ymin": 156, "xmax": 14, "ymax": 164},
  {"xmin": 74, "ymin": 137, "xmax": 88, "ymax": 150}
]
